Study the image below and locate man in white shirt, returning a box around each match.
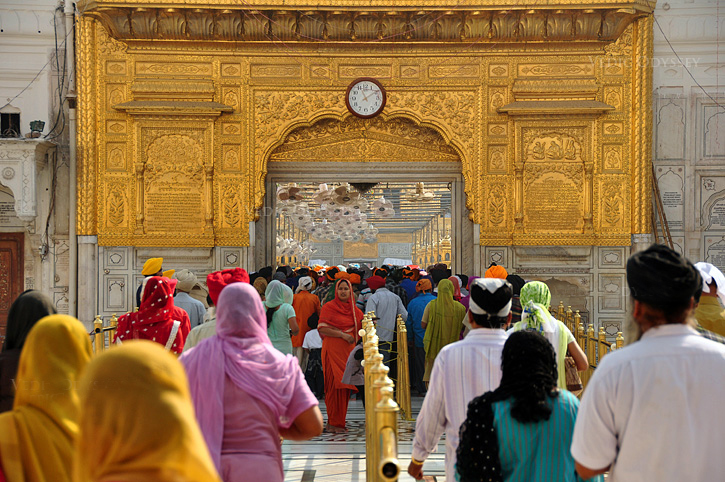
[173,269,206,329]
[365,274,408,380]
[408,278,512,481]
[183,295,216,353]
[572,244,725,482]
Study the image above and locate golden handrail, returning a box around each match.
[361,311,401,482]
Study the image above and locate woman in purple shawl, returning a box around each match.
[460,276,480,311]
[181,283,322,481]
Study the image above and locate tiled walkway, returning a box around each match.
[283,395,446,481]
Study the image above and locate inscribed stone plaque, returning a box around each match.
[143,133,206,234]
[709,200,725,229]
[700,177,725,229]
[524,172,583,232]
[145,182,204,234]
[705,237,725,272]
[53,240,70,287]
[0,188,22,227]
[656,167,684,230]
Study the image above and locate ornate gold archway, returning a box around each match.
[76,0,654,249]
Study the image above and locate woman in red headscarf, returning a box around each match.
[114,276,191,354]
[317,279,363,433]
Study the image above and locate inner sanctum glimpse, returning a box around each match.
[274,181,454,269]
[2,0,720,480]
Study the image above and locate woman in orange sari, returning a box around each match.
[317,279,363,433]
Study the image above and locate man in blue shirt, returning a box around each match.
[400,268,419,302]
[406,278,435,395]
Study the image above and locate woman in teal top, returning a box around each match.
[264,280,298,355]
[456,330,603,482]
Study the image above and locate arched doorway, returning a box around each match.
[255,116,473,272]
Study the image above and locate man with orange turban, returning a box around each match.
[484,263,508,280]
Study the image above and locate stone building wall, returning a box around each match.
[0,1,71,315]
[652,0,724,265]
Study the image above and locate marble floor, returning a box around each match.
[283,395,446,481]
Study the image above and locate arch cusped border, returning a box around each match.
[251,89,480,225]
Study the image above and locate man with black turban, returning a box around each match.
[572,244,725,482]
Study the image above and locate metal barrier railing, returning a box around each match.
[360,311,401,482]
[90,314,118,355]
[552,301,624,389]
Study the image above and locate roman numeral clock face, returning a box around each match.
[346,78,386,119]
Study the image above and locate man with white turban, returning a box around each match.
[173,269,206,329]
[694,262,725,337]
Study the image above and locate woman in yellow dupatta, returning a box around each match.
[0,315,92,482]
[423,279,467,381]
[74,340,220,482]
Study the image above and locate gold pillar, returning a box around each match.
[632,16,655,234]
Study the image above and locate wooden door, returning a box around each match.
[0,233,24,341]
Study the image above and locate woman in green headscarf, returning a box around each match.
[422,279,467,381]
[511,281,588,389]
[264,280,299,355]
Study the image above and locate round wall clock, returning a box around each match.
[345,77,386,118]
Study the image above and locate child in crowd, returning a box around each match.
[342,339,365,407]
[303,313,324,398]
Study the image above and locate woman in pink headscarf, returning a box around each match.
[448,275,462,302]
[180,283,322,482]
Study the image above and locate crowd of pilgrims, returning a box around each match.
[0,245,723,481]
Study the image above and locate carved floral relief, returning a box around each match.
[601,180,625,228]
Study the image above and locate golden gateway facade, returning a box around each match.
[77,0,655,331]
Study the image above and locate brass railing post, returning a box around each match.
[93,315,103,355]
[557,301,565,325]
[575,319,586,387]
[360,313,376,482]
[371,354,388,481]
[616,331,624,349]
[395,314,412,421]
[586,323,595,383]
[598,326,609,363]
[109,313,118,347]
[565,305,573,332]
[377,385,400,481]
